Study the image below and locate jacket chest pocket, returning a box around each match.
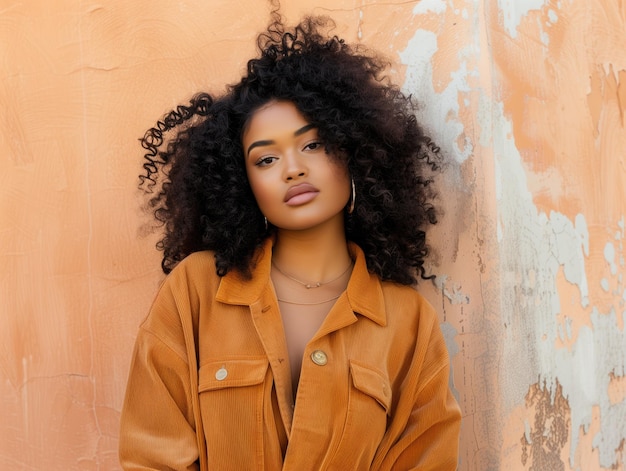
[198,357,269,470]
[329,360,392,469]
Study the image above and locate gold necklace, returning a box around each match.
[277,294,342,305]
[271,261,353,289]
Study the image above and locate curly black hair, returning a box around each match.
[140,16,441,285]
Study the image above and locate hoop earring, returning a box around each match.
[264,216,268,231]
[347,178,356,214]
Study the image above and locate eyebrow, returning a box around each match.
[246,124,317,156]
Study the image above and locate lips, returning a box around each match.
[284,183,319,205]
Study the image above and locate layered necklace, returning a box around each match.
[271,261,353,305]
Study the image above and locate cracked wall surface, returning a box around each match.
[1,0,624,469]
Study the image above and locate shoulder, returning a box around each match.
[142,251,220,328]
[171,250,219,276]
[162,250,221,291]
[380,280,435,314]
[379,280,440,333]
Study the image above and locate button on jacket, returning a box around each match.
[120,239,461,470]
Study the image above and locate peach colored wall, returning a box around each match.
[1,1,624,470]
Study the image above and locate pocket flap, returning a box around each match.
[199,357,269,392]
[349,361,392,413]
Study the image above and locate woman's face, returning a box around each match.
[242,100,351,232]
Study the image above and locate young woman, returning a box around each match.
[120,15,461,471]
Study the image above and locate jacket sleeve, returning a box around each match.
[378,313,462,471]
[119,279,200,471]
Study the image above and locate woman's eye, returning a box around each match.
[304,141,323,151]
[255,156,276,167]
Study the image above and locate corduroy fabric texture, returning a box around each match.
[120,239,461,470]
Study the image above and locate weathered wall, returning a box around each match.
[1,1,624,469]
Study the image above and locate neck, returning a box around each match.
[272,216,351,283]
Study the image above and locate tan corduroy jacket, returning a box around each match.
[119,239,461,470]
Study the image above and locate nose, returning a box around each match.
[283,151,307,181]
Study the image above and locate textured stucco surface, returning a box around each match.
[1,1,624,469]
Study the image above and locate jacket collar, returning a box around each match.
[215,238,387,326]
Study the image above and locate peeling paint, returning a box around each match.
[399,29,474,164]
[520,380,570,471]
[402,3,624,469]
[435,275,471,305]
[608,372,626,406]
[494,86,626,468]
[413,0,446,15]
[489,1,626,469]
[496,0,549,39]
[605,243,618,276]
